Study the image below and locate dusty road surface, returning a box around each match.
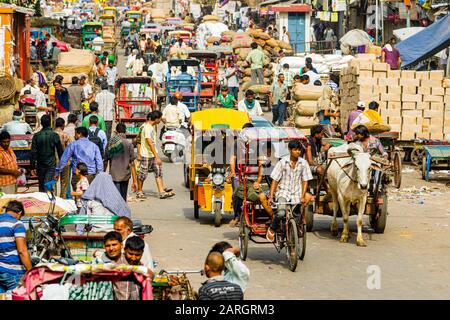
[123,50,450,299]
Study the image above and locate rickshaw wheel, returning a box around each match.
[370,192,387,234]
[297,222,306,261]
[392,151,402,189]
[238,218,248,261]
[410,148,425,166]
[194,201,199,219]
[305,204,314,232]
[214,202,222,227]
[287,219,299,272]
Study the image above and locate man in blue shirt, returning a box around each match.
[54,126,104,191]
[0,201,32,293]
[176,65,195,93]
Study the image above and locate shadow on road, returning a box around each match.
[182,208,234,226]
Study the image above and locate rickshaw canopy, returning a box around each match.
[103,7,117,16]
[191,109,251,131]
[116,76,153,86]
[140,28,161,35]
[168,59,200,68]
[169,30,192,39]
[239,127,307,143]
[187,50,219,59]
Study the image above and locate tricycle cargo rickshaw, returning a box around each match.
[166,59,202,112]
[102,6,117,20]
[187,50,220,109]
[126,10,143,30]
[114,76,157,138]
[186,109,251,227]
[237,127,309,272]
[81,22,103,50]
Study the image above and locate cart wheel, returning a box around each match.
[410,148,425,166]
[183,164,189,188]
[392,151,402,189]
[305,204,314,232]
[194,201,199,219]
[297,222,307,261]
[286,219,299,272]
[238,218,249,261]
[214,202,222,227]
[421,156,427,180]
[370,192,387,234]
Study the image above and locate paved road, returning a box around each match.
[118,50,450,299]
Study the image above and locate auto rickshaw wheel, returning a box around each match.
[286,219,299,272]
[214,202,222,227]
[183,164,189,188]
[194,201,199,219]
[410,147,425,166]
[305,204,314,232]
[238,218,249,261]
[370,192,387,234]
[392,151,402,189]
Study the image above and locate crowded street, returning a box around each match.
[0,0,449,303]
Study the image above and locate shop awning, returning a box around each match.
[396,14,450,68]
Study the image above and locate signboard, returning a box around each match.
[332,0,347,12]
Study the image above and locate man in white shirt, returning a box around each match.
[125,49,138,76]
[105,60,118,93]
[95,82,115,139]
[237,89,263,117]
[303,65,320,84]
[80,75,93,102]
[34,83,53,132]
[148,59,164,85]
[121,19,131,28]
[173,92,190,126]
[162,96,184,129]
[20,79,39,97]
[1,111,33,148]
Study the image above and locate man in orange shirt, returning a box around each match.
[0,132,21,194]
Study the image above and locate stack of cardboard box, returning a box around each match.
[339,60,450,140]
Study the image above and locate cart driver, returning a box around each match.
[234,142,276,222]
[267,140,314,242]
[352,124,388,190]
[305,125,331,176]
[175,64,195,93]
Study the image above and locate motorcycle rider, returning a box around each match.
[160,95,184,139]
[125,29,139,56]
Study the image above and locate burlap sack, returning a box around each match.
[295,100,318,117]
[222,30,236,37]
[258,32,271,40]
[203,15,219,22]
[292,84,323,101]
[238,48,252,60]
[221,34,233,43]
[266,38,278,48]
[278,40,292,50]
[232,36,253,49]
[248,84,271,94]
[255,38,266,47]
[242,81,252,92]
[295,116,318,129]
[243,68,252,77]
[207,36,221,43]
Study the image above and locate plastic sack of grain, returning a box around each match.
[255,38,266,47]
[258,32,271,40]
[292,84,323,101]
[232,36,253,49]
[264,69,273,77]
[243,68,252,77]
[242,81,252,92]
[295,100,318,117]
[324,54,341,63]
[248,84,271,94]
[295,116,318,129]
[277,40,292,50]
[279,56,306,69]
[266,38,278,48]
[305,53,325,64]
[207,36,221,43]
[238,48,252,60]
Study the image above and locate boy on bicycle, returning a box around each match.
[267,140,314,242]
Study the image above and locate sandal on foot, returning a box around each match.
[229,218,239,227]
[136,192,147,199]
[266,228,275,242]
[159,191,175,199]
[164,188,173,193]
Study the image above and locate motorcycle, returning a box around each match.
[161,125,190,163]
[125,39,138,56]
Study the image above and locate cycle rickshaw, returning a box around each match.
[237,127,309,272]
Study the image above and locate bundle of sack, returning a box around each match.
[290,84,324,129]
[219,28,294,92]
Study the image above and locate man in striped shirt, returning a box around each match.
[198,252,244,300]
[0,201,32,293]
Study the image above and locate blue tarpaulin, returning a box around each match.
[396,14,450,68]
